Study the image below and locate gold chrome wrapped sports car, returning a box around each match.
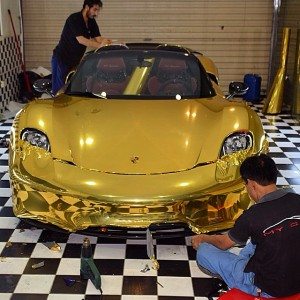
[9,43,268,238]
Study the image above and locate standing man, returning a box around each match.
[191,154,300,298]
[51,0,112,94]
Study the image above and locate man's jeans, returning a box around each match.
[51,55,69,95]
[196,242,274,298]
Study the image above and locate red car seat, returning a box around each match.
[218,289,300,300]
[147,58,197,96]
[86,56,127,95]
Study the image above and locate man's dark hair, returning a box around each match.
[240,154,278,186]
[83,0,103,8]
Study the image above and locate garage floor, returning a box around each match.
[0,103,300,300]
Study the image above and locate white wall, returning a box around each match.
[0,0,21,39]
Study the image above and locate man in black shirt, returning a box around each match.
[191,154,300,298]
[51,0,111,94]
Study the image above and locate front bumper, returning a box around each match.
[11,176,249,234]
[10,144,255,234]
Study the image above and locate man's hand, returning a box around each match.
[77,36,112,49]
[99,38,112,47]
[191,233,236,250]
[191,234,208,249]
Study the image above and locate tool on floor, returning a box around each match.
[140,264,150,273]
[80,237,102,294]
[63,277,83,287]
[43,241,61,252]
[31,261,45,269]
[146,228,160,270]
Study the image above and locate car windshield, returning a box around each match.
[66,49,215,99]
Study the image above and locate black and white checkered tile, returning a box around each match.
[0,36,21,114]
[253,104,300,192]
[0,104,300,300]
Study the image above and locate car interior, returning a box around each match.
[147,57,198,96]
[86,56,129,95]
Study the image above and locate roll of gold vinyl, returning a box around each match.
[263,27,291,114]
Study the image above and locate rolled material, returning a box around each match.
[292,29,300,116]
[263,27,291,114]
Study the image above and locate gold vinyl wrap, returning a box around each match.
[10,138,268,234]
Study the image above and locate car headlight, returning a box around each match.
[221,132,252,156]
[21,129,50,152]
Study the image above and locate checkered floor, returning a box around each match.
[0,103,300,300]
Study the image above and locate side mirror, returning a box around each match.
[33,79,54,97]
[65,70,75,83]
[226,82,249,100]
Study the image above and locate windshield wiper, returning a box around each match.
[91,91,107,99]
[65,91,107,99]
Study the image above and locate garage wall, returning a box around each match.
[0,0,22,113]
[21,0,273,93]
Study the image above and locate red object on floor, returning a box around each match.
[218,288,300,300]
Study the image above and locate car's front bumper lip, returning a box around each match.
[20,218,195,239]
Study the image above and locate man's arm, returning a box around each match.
[191,233,236,250]
[76,36,111,49]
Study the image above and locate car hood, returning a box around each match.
[42,97,250,174]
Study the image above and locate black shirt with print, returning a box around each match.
[228,192,300,297]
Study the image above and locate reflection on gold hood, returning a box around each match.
[20,97,255,174]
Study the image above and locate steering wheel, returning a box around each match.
[158,79,189,96]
